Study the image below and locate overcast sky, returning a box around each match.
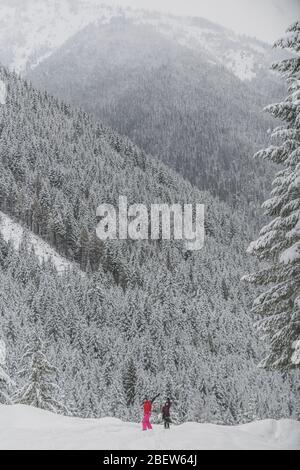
[103,0,300,43]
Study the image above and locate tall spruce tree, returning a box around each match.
[122,358,137,407]
[15,334,65,412]
[245,21,300,369]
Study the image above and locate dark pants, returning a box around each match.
[163,417,171,429]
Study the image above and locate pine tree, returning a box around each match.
[15,334,65,413]
[245,22,300,369]
[122,358,137,407]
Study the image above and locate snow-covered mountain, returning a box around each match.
[2,62,299,424]
[0,405,299,450]
[0,0,280,81]
[28,15,278,209]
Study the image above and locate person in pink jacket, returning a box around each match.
[142,394,160,431]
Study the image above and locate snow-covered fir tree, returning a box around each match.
[0,339,13,404]
[15,334,65,413]
[245,21,300,369]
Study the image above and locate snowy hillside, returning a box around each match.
[0,405,299,450]
[0,0,278,81]
[133,14,272,81]
[0,212,73,273]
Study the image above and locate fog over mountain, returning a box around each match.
[2,0,299,44]
[0,0,288,77]
[95,0,300,43]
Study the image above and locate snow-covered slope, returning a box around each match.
[0,405,299,450]
[135,15,274,82]
[0,1,121,74]
[0,0,278,81]
[0,211,73,273]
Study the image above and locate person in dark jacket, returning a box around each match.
[142,393,160,431]
[162,398,172,429]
